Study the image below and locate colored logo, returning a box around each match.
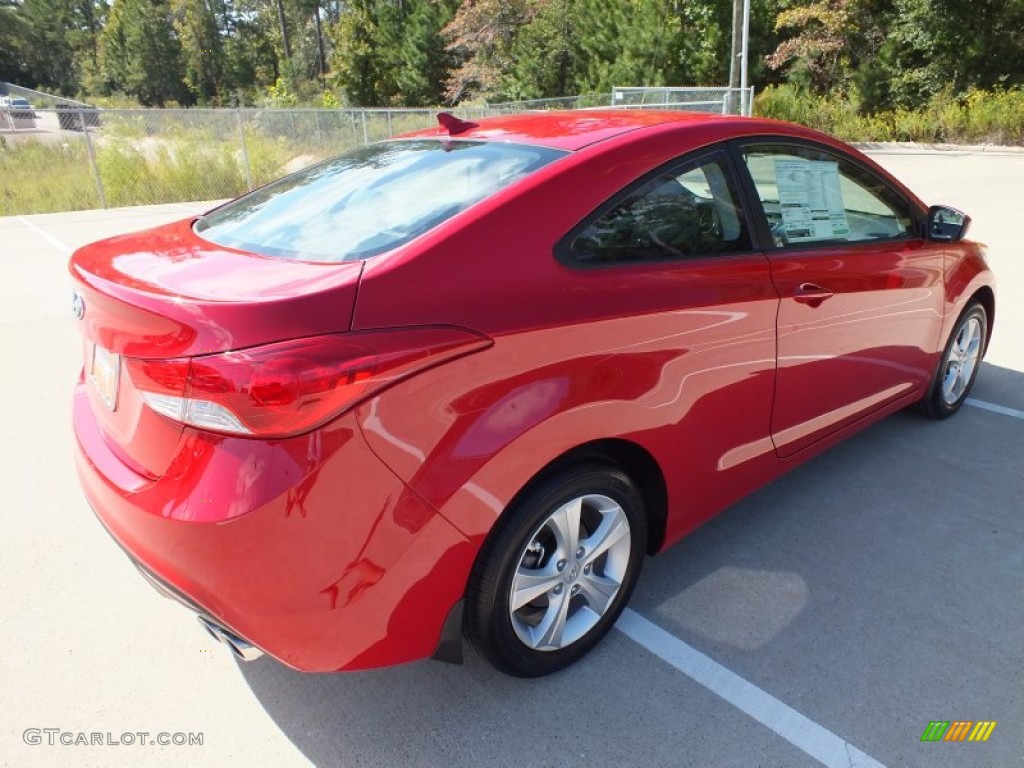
[921,721,996,742]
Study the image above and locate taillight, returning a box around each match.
[124,328,491,437]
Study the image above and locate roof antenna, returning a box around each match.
[437,112,478,135]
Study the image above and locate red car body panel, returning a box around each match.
[70,111,995,672]
[70,219,363,358]
[402,108,706,150]
[767,239,946,456]
[74,387,476,671]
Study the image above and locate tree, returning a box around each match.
[328,0,385,104]
[100,0,189,105]
[172,0,225,102]
[11,0,79,93]
[329,0,458,106]
[395,0,459,105]
[882,0,1024,106]
[443,0,533,101]
[68,0,109,83]
[574,0,688,94]
[0,2,30,87]
[765,0,1024,110]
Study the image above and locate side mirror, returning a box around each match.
[927,205,971,242]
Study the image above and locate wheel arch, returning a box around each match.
[499,438,669,556]
[970,285,995,354]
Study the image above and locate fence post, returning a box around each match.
[79,108,107,209]
[386,110,393,138]
[361,110,369,144]
[236,109,253,191]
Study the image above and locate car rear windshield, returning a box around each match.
[194,139,566,262]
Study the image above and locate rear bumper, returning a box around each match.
[126,548,264,662]
[73,383,476,672]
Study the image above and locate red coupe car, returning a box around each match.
[71,110,994,677]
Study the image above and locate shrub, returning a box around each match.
[96,135,248,207]
[754,83,1024,146]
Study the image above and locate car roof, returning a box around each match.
[403,109,745,151]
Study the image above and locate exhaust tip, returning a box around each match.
[198,616,264,662]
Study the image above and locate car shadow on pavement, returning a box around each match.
[236,627,721,766]
[237,362,1024,768]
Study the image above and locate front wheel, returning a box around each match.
[919,302,988,419]
[465,463,647,677]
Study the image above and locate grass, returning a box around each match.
[0,108,446,214]
[0,137,102,216]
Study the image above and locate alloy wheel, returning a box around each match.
[508,493,632,651]
[941,315,983,406]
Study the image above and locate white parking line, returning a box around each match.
[966,398,1024,421]
[16,216,72,255]
[617,610,886,768]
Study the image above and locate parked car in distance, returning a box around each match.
[71,110,994,677]
[0,96,36,128]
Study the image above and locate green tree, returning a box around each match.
[395,0,459,105]
[328,0,385,104]
[573,0,686,94]
[500,0,579,99]
[0,1,30,86]
[69,0,109,85]
[11,0,79,93]
[330,0,457,106]
[226,0,288,94]
[443,0,759,103]
[766,0,897,103]
[882,0,1024,106]
[100,0,189,105]
[172,0,225,102]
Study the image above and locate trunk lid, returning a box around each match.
[71,218,363,477]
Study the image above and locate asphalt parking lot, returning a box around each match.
[1,147,1022,768]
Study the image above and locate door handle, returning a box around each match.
[793,282,834,307]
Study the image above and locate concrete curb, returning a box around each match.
[854,140,1024,155]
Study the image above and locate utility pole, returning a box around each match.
[740,0,751,116]
[728,0,743,114]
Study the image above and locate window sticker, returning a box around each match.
[774,160,850,242]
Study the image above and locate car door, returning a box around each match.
[734,139,946,457]
[555,147,780,534]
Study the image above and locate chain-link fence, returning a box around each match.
[1,106,495,215]
[486,93,617,112]
[1,88,753,216]
[611,86,754,115]
[488,87,755,116]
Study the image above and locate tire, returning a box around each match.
[918,302,987,419]
[465,463,647,677]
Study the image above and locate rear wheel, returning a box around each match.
[465,463,647,677]
[919,302,987,419]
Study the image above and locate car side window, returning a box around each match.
[569,153,751,264]
[741,143,916,248]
